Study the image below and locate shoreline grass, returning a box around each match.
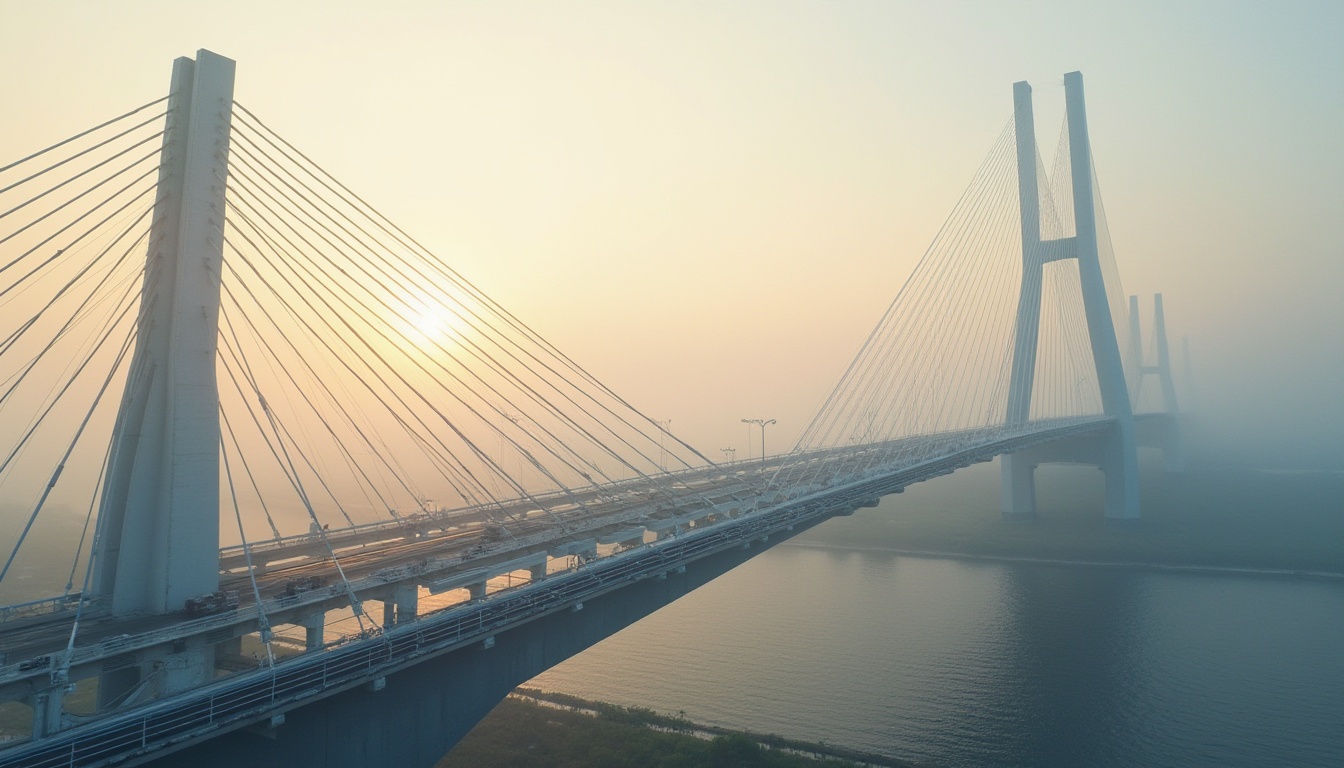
[438,688,916,768]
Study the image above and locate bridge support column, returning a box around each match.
[529,563,548,582]
[381,585,419,626]
[467,583,487,601]
[1000,455,1037,519]
[301,613,325,651]
[395,585,418,624]
[28,686,67,739]
[157,647,215,697]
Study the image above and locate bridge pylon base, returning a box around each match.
[1000,454,1038,520]
[1000,424,1139,520]
[28,686,68,740]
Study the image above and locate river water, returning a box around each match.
[528,541,1344,767]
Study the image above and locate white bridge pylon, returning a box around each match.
[1128,293,1185,472]
[93,50,234,616]
[1001,72,1140,520]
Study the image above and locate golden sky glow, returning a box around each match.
[1,0,1340,464]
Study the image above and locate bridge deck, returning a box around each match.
[0,417,1131,766]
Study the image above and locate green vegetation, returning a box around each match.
[437,690,911,768]
[797,462,1344,574]
[0,677,98,743]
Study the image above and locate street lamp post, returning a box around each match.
[654,419,671,471]
[740,418,776,465]
[720,447,737,464]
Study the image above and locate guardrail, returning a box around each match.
[0,595,85,627]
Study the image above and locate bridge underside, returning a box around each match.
[1001,414,1180,521]
[139,517,825,768]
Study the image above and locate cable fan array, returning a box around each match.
[0,96,715,607]
[214,104,713,542]
[779,111,1132,491]
[0,98,168,600]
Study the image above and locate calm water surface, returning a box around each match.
[529,546,1344,767]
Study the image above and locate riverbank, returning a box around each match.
[792,462,1344,575]
[437,688,915,768]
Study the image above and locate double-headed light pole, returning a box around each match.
[740,418,776,464]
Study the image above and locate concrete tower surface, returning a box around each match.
[91,50,235,616]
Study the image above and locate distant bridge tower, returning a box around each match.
[91,50,235,616]
[1001,72,1140,520]
[1128,294,1185,472]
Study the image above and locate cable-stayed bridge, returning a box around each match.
[0,51,1182,767]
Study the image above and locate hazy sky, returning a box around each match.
[2,1,1340,466]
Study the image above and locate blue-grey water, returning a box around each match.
[528,544,1344,767]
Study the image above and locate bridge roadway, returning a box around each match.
[0,416,1127,767]
[0,456,797,679]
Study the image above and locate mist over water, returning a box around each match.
[529,544,1343,767]
[526,470,1344,768]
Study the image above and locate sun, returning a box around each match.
[406,305,460,347]
[414,310,448,339]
